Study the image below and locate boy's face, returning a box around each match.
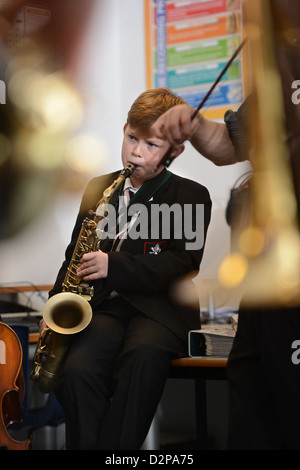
[121,124,180,188]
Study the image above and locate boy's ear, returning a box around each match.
[171,143,185,159]
[123,123,127,133]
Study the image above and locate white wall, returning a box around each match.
[0,0,251,308]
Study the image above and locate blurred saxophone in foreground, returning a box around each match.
[177,0,300,310]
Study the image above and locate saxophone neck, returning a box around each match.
[96,163,136,207]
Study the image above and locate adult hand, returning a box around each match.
[151,104,200,149]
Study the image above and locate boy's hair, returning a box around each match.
[127,87,186,137]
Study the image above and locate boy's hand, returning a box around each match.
[151,104,200,149]
[77,250,108,281]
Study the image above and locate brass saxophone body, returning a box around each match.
[31,163,135,393]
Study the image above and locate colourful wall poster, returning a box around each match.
[24,5,51,36]
[7,3,51,52]
[145,0,249,119]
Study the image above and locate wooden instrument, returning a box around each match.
[0,322,30,450]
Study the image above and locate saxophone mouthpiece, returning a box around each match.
[123,162,136,177]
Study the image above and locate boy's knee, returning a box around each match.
[125,343,172,371]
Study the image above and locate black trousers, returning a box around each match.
[227,306,300,449]
[55,297,186,450]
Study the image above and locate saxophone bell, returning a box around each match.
[31,292,92,393]
[42,292,93,335]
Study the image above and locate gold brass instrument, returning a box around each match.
[176,0,300,310]
[217,0,300,307]
[31,163,135,393]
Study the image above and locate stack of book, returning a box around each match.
[188,323,236,357]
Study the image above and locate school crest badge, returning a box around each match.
[144,241,167,255]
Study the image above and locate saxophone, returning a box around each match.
[31,163,135,393]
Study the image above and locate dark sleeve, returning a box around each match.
[105,185,212,295]
[224,96,251,161]
[48,175,111,298]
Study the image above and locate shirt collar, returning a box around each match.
[123,177,138,194]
